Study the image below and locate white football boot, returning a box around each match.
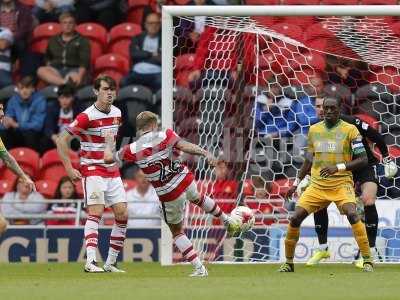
[189,265,208,277]
[103,263,126,273]
[84,261,104,273]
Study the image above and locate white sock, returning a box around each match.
[318,244,328,251]
[106,219,127,265]
[85,215,100,263]
[174,233,203,269]
[198,196,227,222]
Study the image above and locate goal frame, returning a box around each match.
[160,5,400,266]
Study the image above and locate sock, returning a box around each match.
[197,196,228,222]
[318,244,328,251]
[106,219,127,266]
[314,208,328,246]
[351,220,371,262]
[85,214,100,263]
[364,204,378,248]
[285,224,300,263]
[174,233,203,269]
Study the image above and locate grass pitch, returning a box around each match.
[0,263,398,300]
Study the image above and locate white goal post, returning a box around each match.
[161,5,400,266]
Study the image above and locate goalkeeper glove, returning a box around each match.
[383,157,398,178]
[296,175,311,198]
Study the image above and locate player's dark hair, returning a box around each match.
[18,76,36,88]
[55,176,77,200]
[323,96,341,107]
[93,75,117,91]
[59,11,76,23]
[58,83,75,97]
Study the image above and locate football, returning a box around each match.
[230,206,255,232]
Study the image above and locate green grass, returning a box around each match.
[0,263,398,300]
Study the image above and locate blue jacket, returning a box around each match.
[286,96,320,135]
[5,91,46,132]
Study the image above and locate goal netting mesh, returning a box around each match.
[171,15,400,263]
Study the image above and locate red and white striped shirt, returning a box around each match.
[66,104,121,178]
[117,129,194,202]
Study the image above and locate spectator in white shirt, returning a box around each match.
[1,178,47,225]
[0,26,13,88]
[126,169,160,228]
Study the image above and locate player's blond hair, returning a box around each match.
[136,111,158,132]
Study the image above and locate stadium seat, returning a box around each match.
[76,85,96,109]
[281,0,320,4]
[361,0,396,4]
[123,179,136,191]
[31,22,61,54]
[0,85,16,103]
[304,22,337,42]
[270,178,293,198]
[0,179,14,197]
[271,23,304,42]
[374,145,400,160]
[320,0,358,3]
[94,54,130,79]
[9,147,40,179]
[292,51,326,72]
[353,113,379,130]
[35,180,58,199]
[127,0,150,25]
[242,179,254,197]
[280,16,317,30]
[40,85,59,102]
[76,23,107,64]
[39,149,79,181]
[251,16,279,28]
[246,0,280,4]
[109,22,141,50]
[18,0,35,6]
[175,53,196,72]
[108,39,131,62]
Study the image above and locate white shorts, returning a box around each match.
[160,181,199,225]
[82,176,126,207]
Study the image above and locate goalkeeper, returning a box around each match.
[295,96,397,267]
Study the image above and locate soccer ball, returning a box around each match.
[230,206,255,233]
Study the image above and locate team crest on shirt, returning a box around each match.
[335,132,345,139]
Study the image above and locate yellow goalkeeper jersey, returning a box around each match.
[307,119,365,189]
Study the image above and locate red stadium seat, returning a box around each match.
[94,54,130,76]
[292,51,327,72]
[127,0,150,25]
[246,0,280,4]
[321,0,358,3]
[271,23,304,42]
[0,179,14,197]
[242,179,254,197]
[108,40,131,61]
[374,145,400,160]
[76,23,107,64]
[8,147,40,179]
[354,113,379,130]
[123,179,136,191]
[109,23,141,48]
[270,178,293,198]
[280,16,317,30]
[304,22,337,42]
[31,22,61,54]
[18,0,35,6]
[39,149,79,181]
[35,180,58,199]
[361,0,396,3]
[175,53,196,71]
[252,16,279,28]
[281,0,320,4]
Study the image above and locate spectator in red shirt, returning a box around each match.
[212,160,238,200]
[46,176,78,226]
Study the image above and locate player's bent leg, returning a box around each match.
[190,193,239,237]
[279,207,309,272]
[104,202,128,273]
[342,203,373,272]
[307,209,330,266]
[0,214,7,236]
[169,223,208,277]
[84,204,105,273]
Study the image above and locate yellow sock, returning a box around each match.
[285,224,300,263]
[352,221,372,262]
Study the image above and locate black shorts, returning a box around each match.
[352,164,378,185]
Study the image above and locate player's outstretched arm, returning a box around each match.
[0,150,35,191]
[286,156,312,200]
[175,140,218,166]
[56,131,82,181]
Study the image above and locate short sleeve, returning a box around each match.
[65,113,89,136]
[166,129,181,147]
[117,144,137,163]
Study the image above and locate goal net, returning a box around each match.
[164,8,400,264]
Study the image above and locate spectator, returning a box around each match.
[0,26,13,88]
[42,83,81,151]
[0,0,36,77]
[46,176,77,226]
[120,13,161,92]
[0,76,46,152]
[33,0,75,24]
[75,0,124,30]
[126,169,160,227]
[212,160,238,200]
[37,12,90,86]
[0,178,47,225]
